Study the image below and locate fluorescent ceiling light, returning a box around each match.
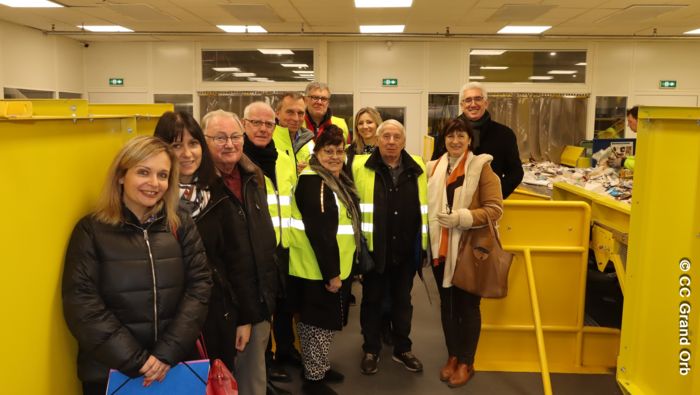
[233,72,256,77]
[576,62,587,66]
[355,0,412,7]
[0,0,62,7]
[217,25,246,33]
[360,25,405,33]
[213,67,241,72]
[528,76,554,80]
[217,25,267,33]
[281,63,309,68]
[469,76,486,80]
[79,25,133,33]
[470,49,507,56]
[498,25,551,34]
[294,76,314,79]
[293,70,314,74]
[684,28,700,34]
[563,95,578,98]
[258,49,294,55]
[480,66,508,70]
[248,77,271,81]
[547,70,577,75]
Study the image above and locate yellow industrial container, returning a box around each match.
[0,101,169,394]
[617,107,700,395]
[479,201,620,394]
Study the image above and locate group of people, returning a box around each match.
[62,81,524,395]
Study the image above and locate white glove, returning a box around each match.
[437,211,460,228]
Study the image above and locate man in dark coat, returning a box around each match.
[433,82,523,199]
[202,109,280,395]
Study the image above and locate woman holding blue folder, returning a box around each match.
[62,136,212,394]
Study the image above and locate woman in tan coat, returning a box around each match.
[426,117,503,388]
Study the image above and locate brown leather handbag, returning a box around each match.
[452,215,513,298]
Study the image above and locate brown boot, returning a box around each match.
[447,363,474,388]
[439,356,458,382]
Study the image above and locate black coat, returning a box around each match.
[62,208,212,384]
[219,154,280,325]
[363,149,424,274]
[192,180,254,370]
[457,113,523,198]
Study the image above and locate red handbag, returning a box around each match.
[196,337,238,395]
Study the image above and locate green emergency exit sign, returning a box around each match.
[660,80,677,89]
[109,78,124,86]
[382,78,398,87]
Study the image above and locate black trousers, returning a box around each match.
[360,262,416,354]
[432,262,482,365]
[267,247,296,360]
[82,381,107,395]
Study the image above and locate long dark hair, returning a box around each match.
[154,111,217,188]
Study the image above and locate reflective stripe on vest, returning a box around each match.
[263,148,296,248]
[289,169,355,280]
[351,154,428,251]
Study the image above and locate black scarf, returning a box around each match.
[243,135,278,185]
[465,110,491,151]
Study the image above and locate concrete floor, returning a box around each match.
[270,271,623,395]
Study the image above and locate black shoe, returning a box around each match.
[268,364,292,382]
[267,380,292,395]
[276,347,303,367]
[360,353,379,375]
[322,368,344,383]
[302,379,338,395]
[392,351,423,372]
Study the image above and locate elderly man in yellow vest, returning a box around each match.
[352,119,428,376]
[303,82,350,144]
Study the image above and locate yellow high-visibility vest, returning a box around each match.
[351,154,428,251]
[263,148,296,248]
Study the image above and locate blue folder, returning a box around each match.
[105,359,210,395]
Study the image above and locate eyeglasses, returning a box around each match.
[245,119,276,129]
[320,147,346,157]
[205,134,243,146]
[461,96,484,105]
[308,95,330,103]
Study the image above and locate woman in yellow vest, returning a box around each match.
[288,126,362,395]
[427,117,503,388]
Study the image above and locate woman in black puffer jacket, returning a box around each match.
[62,136,212,395]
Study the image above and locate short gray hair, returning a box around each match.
[243,101,274,119]
[459,82,488,103]
[376,119,405,137]
[305,82,330,97]
[201,109,243,132]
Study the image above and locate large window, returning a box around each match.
[202,50,314,83]
[198,91,353,126]
[469,50,587,83]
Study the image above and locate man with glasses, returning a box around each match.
[241,102,298,394]
[201,109,280,395]
[274,92,316,175]
[434,82,523,199]
[303,82,350,144]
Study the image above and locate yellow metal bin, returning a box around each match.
[617,106,700,395]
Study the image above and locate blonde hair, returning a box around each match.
[93,136,180,230]
[353,107,382,154]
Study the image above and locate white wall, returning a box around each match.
[0,20,83,96]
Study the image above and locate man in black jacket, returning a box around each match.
[433,82,523,198]
[202,109,280,395]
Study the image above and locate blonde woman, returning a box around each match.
[346,107,382,169]
[62,136,212,395]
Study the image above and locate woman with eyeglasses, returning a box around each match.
[62,136,212,395]
[426,117,503,388]
[346,107,382,170]
[288,125,362,395]
[153,111,253,373]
